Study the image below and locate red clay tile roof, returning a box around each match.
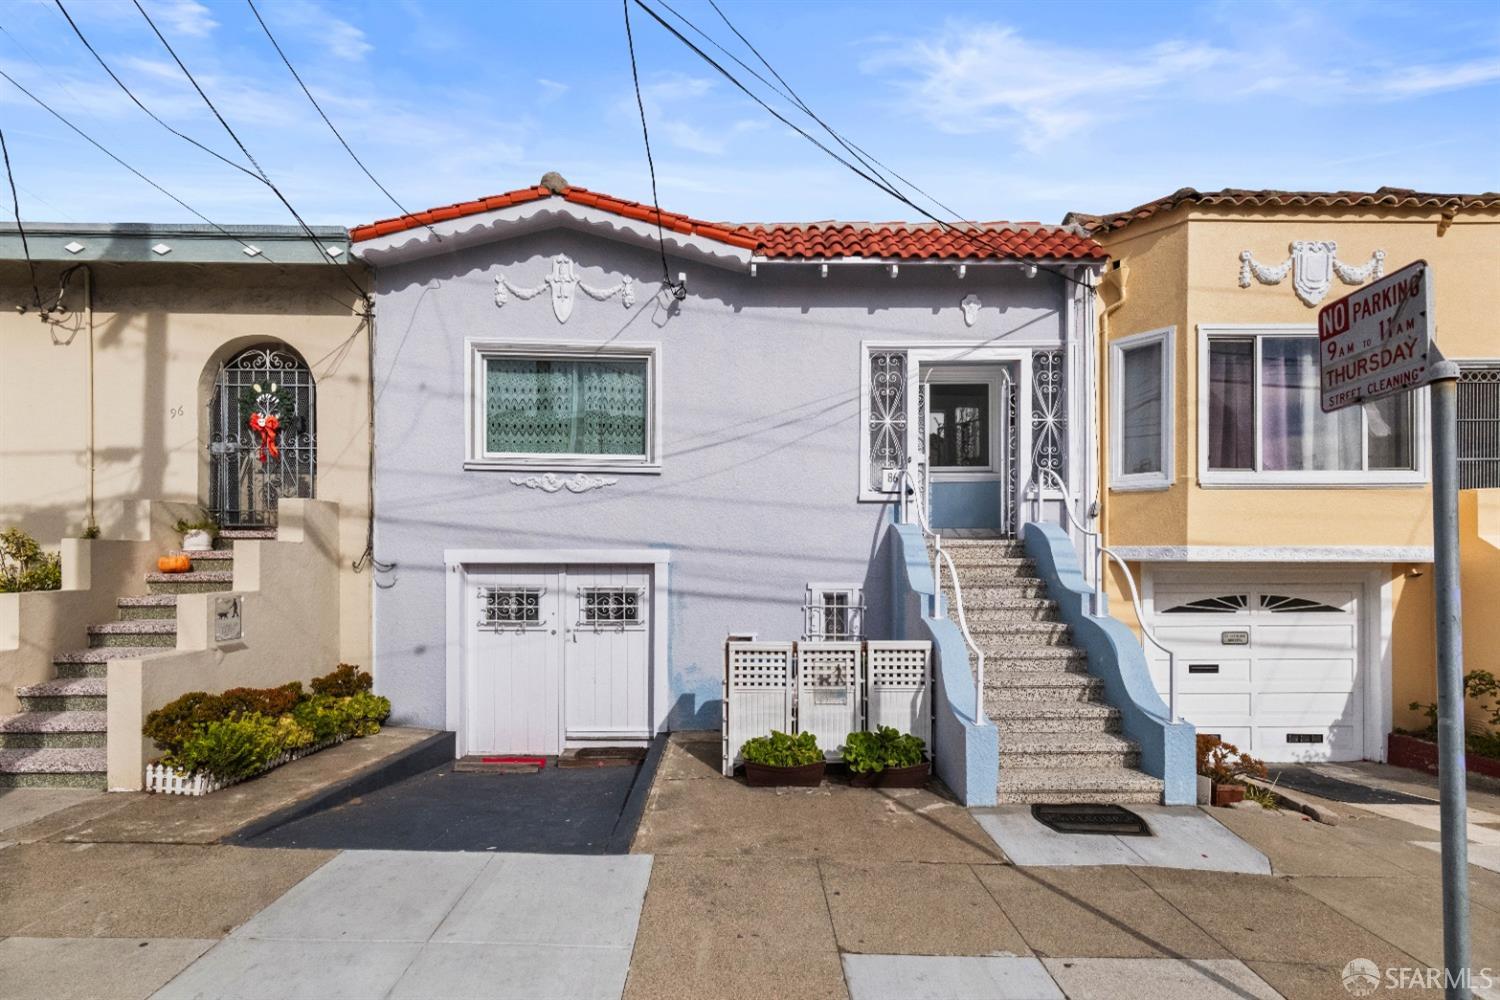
[1067,186,1500,235]
[351,182,1104,261]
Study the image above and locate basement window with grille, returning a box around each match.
[803,584,865,641]
[1459,362,1500,489]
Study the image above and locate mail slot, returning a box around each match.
[1188,664,1219,674]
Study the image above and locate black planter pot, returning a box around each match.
[878,760,931,788]
[744,761,826,787]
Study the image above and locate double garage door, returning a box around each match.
[463,564,653,756]
[1147,575,1366,762]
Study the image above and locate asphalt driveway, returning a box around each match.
[243,752,657,854]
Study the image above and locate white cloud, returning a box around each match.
[867,18,1500,151]
[537,78,569,103]
[263,2,372,62]
[866,24,1224,151]
[148,0,217,38]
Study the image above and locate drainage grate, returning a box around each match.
[1030,803,1152,836]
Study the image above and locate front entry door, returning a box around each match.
[463,564,652,755]
[921,365,1015,533]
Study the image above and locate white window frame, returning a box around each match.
[464,339,663,473]
[803,583,865,641]
[925,368,1004,480]
[858,341,1038,504]
[1196,324,1428,488]
[1109,326,1175,492]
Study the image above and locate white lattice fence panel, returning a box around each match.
[795,641,862,760]
[723,641,794,775]
[866,641,932,745]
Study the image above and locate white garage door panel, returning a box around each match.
[1179,692,1252,715]
[1254,624,1356,651]
[1193,725,1253,748]
[1149,578,1366,763]
[1257,725,1360,758]
[1180,659,1251,686]
[1256,691,1360,723]
[1254,658,1356,691]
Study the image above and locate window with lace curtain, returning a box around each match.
[467,342,659,470]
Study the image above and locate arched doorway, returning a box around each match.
[208,343,316,527]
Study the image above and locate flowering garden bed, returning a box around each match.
[143,664,391,797]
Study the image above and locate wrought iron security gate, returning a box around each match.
[208,344,316,528]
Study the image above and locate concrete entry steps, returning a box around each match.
[933,537,1165,804]
[0,531,251,789]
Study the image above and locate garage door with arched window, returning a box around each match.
[1147,577,1364,762]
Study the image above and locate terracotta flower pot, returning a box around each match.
[744,761,825,787]
[1211,781,1245,807]
[877,760,931,788]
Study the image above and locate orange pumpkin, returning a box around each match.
[157,554,192,574]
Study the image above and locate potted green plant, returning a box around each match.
[1196,734,1267,807]
[739,730,825,787]
[173,514,219,552]
[843,726,930,788]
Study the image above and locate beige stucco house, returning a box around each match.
[0,222,373,787]
[1067,187,1500,762]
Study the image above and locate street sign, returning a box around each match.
[1318,259,1432,413]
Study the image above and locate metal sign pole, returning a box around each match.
[1429,359,1471,1000]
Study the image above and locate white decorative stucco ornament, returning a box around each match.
[493,254,635,323]
[960,294,982,327]
[1239,241,1386,306]
[509,472,619,494]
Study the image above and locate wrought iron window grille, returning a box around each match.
[803,586,866,642]
[476,586,547,632]
[577,586,645,630]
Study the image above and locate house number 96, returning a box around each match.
[169,405,185,419]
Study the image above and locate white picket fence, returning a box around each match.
[145,734,347,796]
[721,639,931,775]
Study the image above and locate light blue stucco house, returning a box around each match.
[352,172,1194,806]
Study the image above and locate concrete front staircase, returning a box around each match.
[937,534,1164,805]
[0,528,273,788]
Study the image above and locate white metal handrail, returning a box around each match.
[1031,467,1180,722]
[895,464,988,725]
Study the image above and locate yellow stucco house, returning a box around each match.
[1067,187,1500,763]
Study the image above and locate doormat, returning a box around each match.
[1031,803,1152,837]
[454,755,546,774]
[558,747,648,769]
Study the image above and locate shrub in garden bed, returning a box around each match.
[0,527,61,593]
[143,665,391,785]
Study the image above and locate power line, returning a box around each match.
[244,0,437,241]
[130,0,369,304]
[634,0,1095,290]
[53,1,257,181]
[0,70,261,257]
[622,0,682,298]
[0,68,364,314]
[0,129,43,310]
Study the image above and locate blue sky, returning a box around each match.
[1,0,1497,229]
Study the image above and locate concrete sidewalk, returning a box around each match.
[623,732,1500,999]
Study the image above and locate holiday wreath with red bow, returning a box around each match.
[240,382,294,465]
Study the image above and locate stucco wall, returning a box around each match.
[368,227,1072,731]
[1097,206,1500,550]
[1093,205,1500,739]
[0,262,372,668]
